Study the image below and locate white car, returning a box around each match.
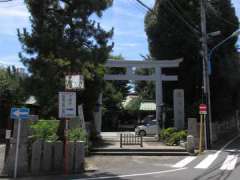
[135,120,159,136]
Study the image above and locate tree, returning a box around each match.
[144,0,239,119]
[0,67,27,128]
[18,0,114,121]
[102,55,131,131]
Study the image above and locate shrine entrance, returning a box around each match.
[94,58,183,137]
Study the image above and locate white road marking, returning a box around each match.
[194,154,218,169]
[173,156,197,168]
[73,168,187,180]
[220,155,238,171]
[194,135,240,169]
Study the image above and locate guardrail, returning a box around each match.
[120,133,143,148]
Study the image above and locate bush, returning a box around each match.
[159,127,177,141]
[160,128,187,146]
[67,128,86,142]
[30,120,59,142]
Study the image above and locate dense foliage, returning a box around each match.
[144,0,240,120]
[67,128,86,141]
[160,127,187,146]
[30,120,59,141]
[0,67,27,129]
[18,0,114,122]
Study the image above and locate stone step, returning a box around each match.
[90,151,189,156]
[91,148,186,152]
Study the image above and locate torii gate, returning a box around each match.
[94,58,183,137]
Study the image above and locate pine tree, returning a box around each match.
[18,0,114,119]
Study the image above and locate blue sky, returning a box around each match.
[0,0,239,68]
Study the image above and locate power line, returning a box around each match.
[135,0,201,37]
[171,0,198,28]
[166,0,200,36]
[130,0,147,14]
[128,0,147,14]
[207,11,239,28]
[135,0,154,13]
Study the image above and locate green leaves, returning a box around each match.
[19,0,114,118]
[30,120,59,142]
[67,128,86,142]
[144,0,240,119]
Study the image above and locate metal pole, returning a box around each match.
[200,0,211,149]
[14,119,21,178]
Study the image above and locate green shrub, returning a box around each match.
[165,130,187,146]
[159,127,177,141]
[30,120,59,141]
[67,128,86,142]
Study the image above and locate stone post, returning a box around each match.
[74,141,85,173]
[53,141,63,172]
[31,140,42,175]
[174,89,185,130]
[188,118,198,148]
[42,141,53,172]
[67,141,74,173]
[187,135,195,154]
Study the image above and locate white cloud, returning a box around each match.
[118,43,140,47]
[0,55,24,68]
[0,2,30,36]
[0,4,29,17]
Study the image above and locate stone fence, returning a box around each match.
[3,120,85,177]
[188,115,239,148]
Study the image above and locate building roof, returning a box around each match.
[139,102,156,111]
[24,96,38,105]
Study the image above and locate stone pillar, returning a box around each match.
[31,140,42,175]
[74,141,85,173]
[53,141,63,172]
[188,118,198,148]
[42,141,53,172]
[67,141,74,173]
[94,93,103,135]
[174,89,185,130]
[187,135,195,154]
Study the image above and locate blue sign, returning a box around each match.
[10,108,30,120]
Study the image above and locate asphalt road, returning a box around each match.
[4,135,240,180]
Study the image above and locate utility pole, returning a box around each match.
[200,0,211,149]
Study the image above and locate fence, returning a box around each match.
[120,133,143,148]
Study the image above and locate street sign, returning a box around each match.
[10,108,30,120]
[199,104,207,114]
[65,75,84,90]
[10,107,30,178]
[59,92,76,118]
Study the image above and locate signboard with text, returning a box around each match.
[59,92,76,118]
[65,75,84,90]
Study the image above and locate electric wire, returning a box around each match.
[207,11,239,28]
[171,0,198,28]
[166,0,200,36]
[135,0,201,38]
